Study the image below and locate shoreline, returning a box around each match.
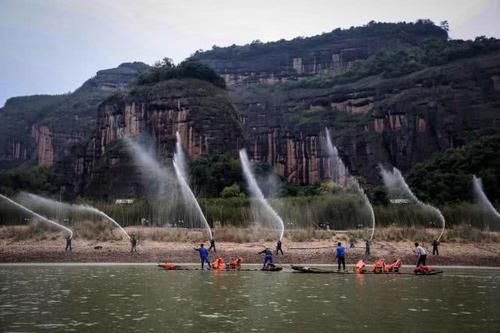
[2,262,500,270]
[2,238,500,266]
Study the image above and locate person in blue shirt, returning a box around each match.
[258,248,273,269]
[336,242,346,272]
[194,244,211,270]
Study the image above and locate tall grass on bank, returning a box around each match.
[1,223,498,243]
[1,194,499,232]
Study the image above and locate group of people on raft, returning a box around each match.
[336,241,438,273]
[194,243,244,270]
[193,240,284,270]
[191,239,439,274]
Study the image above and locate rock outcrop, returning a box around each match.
[0,62,148,171]
[191,22,500,184]
[191,21,447,86]
[74,79,243,198]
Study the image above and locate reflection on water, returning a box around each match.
[0,265,499,332]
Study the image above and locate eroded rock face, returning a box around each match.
[0,62,148,171]
[78,79,243,198]
[191,23,446,87]
[229,52,500,184]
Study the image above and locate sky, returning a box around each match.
[1,0,499,106]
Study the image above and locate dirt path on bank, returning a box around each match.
[1,238,500,266]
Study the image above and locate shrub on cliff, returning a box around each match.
[136,59,226,88]
[0,166,63,195]
[407,134,500,204]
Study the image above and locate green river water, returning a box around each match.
[0,264,499,332]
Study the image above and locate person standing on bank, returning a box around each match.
[208,238,216,253]
[65,235,72,252]
[415,242,427,266]
[276,240,284,255]
[432,239,439,256]
[130,234,137,253]
[365,240,370,256]
[336,242,346,272]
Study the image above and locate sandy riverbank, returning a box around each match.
[1,237,499,266]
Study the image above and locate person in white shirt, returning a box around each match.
[414,242,427,266]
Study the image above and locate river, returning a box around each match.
[0,264,499,332]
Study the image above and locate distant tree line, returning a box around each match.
[191,20,448,61]
[288,36,500,89]
[407,134,500,205]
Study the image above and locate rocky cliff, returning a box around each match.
[72,78,243,198]
[192,22,500,184]
[0,62,148,171]
[191,21,447,86]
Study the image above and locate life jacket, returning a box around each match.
[370,259,386,273]
[414,265,434,274]
[385,258,402,272]
[159,263,177,270]
[212,257,225,270]
[229,257,243,268]
[355,260,366,274]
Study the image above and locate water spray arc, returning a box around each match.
[379,166,446,241]
[19,193,130,240]
[0,194,73,238]
[239,149,285,241]
[324,128,376,240]
[473,175,500,221]
[173,132,213,241]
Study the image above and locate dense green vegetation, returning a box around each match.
[136,58,226,88]
[407,134,500,204]
[190,154,242,197]
[0,167,63,196]
[287,36,500,89]
[192,20,447,61]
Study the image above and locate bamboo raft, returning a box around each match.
[157,264,442,275]
[157,264,282,272]
[291,265,443,275]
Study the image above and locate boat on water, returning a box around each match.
[158,263,283,272]
[291,265,443,275]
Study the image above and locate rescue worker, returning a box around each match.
[259,248,273,269]
[276,240,284,255]
[355,259,366,274]
[130,234,137,253]
[432,239,439,256]
[194,244,211,270]
[65,235,72,252]
[229,257,243,270]
[336,242,346,272]
[370,258,386,273]
[415,242,427,267]
[211,257,225,270]
[208,238,216,253]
